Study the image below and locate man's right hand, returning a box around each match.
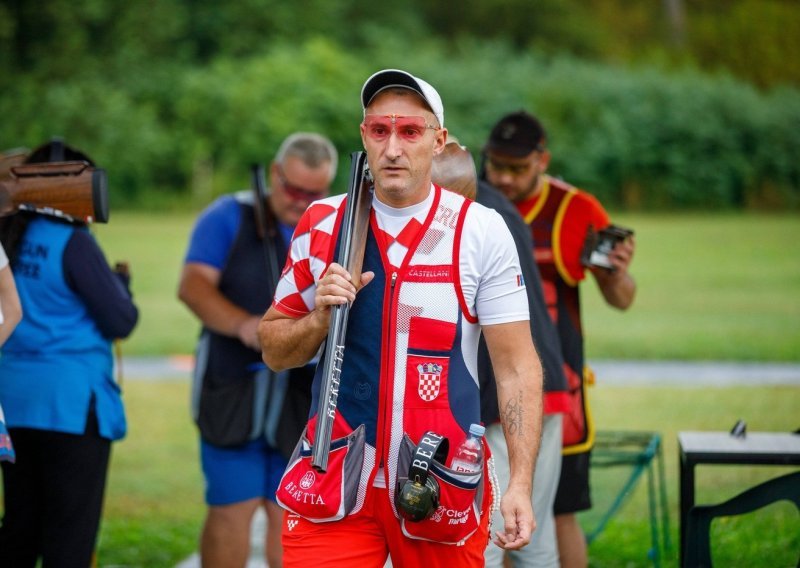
[258,263,373,372]
[313,262,375,318]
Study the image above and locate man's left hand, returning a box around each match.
[493,485,535,550]
[607,234,635,274]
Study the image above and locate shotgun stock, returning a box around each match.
[0,161,109,224]
[311,151,372,472]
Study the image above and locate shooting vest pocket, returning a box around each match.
[192,331,289,448]
[562,365,596,454]
[195,372,257,447]
[276,424,366,522]
[403,316,463,442]
[395,433,486,545]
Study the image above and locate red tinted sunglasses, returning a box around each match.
[362,114,439,142]
[276,166,327,203]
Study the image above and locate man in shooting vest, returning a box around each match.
[482,110,637,568]
[259,69,543,567]
[431,139,569,568]
[178,132,337,568]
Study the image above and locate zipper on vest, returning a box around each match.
[376,270,398,470]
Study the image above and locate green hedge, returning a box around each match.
[1,38,797,210]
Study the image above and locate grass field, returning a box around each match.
[92,210,800,361]
[6,210,799,566]
[96,379,799,567]
[581,212,800,362]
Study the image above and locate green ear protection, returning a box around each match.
[395,431,449,522]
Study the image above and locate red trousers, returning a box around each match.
[282,486,491,567]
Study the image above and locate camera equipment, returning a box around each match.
[580,224,634,271]
[395,431,449,522]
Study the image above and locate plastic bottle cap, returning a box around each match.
[469,424,485,437]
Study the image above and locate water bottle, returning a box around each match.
[450,423,485,474]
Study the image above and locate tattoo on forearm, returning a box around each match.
[502,391,524,436]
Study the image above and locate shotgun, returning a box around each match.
[0,160,109,224]
[251,163,270,240]
[251,163,280,282]
[311,151,372,472]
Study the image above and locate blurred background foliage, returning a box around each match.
[1,0,798,210]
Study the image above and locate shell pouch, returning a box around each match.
[561,363,588,447]
[395,433,485,545]
[276,424,365,522]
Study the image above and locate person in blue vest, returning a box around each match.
[178,132,337,568]
[0,140,139,567]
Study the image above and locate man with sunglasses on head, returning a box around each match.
[482,110,636,568]
[258,69,544,567]
[178,132,337,568]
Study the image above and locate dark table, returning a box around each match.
[677,431,800,564]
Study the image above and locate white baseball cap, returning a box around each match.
[361,69,444,127]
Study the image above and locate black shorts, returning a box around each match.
[554,450,592,515]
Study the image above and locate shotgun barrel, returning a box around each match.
[311,151,371,472]
[251,163,269,240]
[251,163,281,294]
